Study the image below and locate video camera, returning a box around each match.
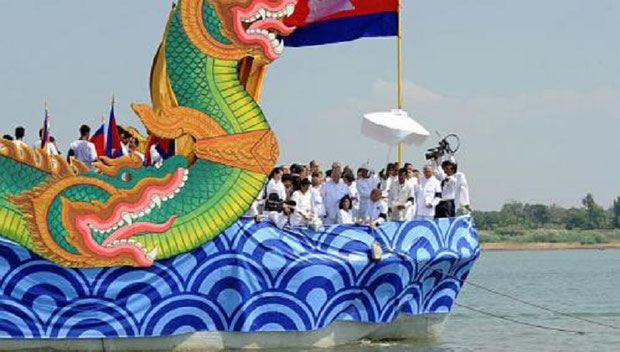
[264,193,296,213]
[425,133,461,160]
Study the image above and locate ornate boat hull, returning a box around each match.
[0,216,479,350]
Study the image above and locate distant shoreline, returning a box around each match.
[481,241,620,251]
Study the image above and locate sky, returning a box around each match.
[0,0,618,210]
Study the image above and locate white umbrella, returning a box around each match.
[361,109,430,146]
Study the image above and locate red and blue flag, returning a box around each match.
[105,104,123,158]
[144,136,175,166]
[90,121,106,157]
[284,0,398,47]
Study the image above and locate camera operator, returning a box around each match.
[433,157,471,217]
[264,193,296,229]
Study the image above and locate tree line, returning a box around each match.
[473,194,620,233]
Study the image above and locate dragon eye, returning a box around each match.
[121,172,132,182]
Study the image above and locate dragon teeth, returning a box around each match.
[122,213,133,225]
[258,8,266,20]
[285,4,295,16]
[152,195,162,208]
[147,247,158,261]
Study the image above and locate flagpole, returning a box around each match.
[397,0,403,167]
[42,100,50,149]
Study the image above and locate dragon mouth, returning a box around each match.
[233,0,297,60]
[74,167,188,267]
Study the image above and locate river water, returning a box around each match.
[314,249,620,352]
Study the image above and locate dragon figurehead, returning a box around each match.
[0,0,298,267]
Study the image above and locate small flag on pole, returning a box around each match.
[90,114,106,157]
[41,101,51,149]
[105,96,123,158]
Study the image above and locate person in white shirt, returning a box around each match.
[282,174,294,201]
[415,165,442,218]
[290,179,315,227]
[337,195,355,225]
[129,137,145,162]
[309,159,320,175]
[379,163,397,196]
[266,205,292,229]
[68,125,98,167]
[368,189,389,226]
[243,198,262,219]
[265,167,287,201]
[321,169,350,224]
[356,164,379,220]
[343,173,360,218]
[13,127,28,152]
[150,144,164,167]
[310,172,326,218]
[120,130,132,156]
[32,128,60,156]
[386,166,400,207]
[390,168,416,221]
[434,158,471,216]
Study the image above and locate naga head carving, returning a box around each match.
[180,0,298,62]
[11,154,190,268]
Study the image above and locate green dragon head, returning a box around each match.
[6,148,191,267]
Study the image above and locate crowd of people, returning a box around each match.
[2,126,471,229]
[1,125,166,168]
[246,158,471,229]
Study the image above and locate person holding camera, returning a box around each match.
[434,157,471,216]
[415,165,442,218]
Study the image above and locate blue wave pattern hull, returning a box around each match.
[0,216,479,339]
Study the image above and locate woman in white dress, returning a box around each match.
[337,195,355,225]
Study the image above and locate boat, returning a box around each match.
[0,217,478,350]
[0,0,479,350]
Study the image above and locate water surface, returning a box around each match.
[309,249,620,351]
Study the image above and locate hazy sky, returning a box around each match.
[0,1,618,210]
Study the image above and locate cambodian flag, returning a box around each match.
[284,0,398,47]
[90,122,106,157]
[105,104,123,158]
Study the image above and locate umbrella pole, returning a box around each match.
[397,0,403,166]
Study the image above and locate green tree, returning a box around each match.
[565,207,587,230]
[524,204,551,227]
[581,193,608,229]
[548,204,568,226]
[499,202,525,227]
